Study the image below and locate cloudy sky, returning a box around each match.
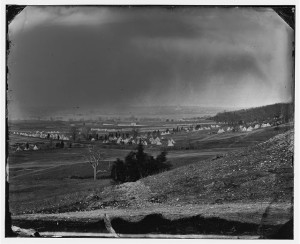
[7,6,294,119]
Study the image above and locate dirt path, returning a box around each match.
[13,202,291,225]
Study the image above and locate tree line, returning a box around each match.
[210,103,294,125]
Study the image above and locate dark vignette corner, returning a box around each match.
[5,4,26,237]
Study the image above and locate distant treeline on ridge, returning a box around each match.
[210,103,294,125]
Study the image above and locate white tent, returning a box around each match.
[91,138,95,142]
[217,128,225,134]
[167,140,174,147]
[156,141,162,146]
[246,126,253,132]
[16,146,22,151]
[33,145,39,150]
[170,138,175,144]
[242,127,247,132]
[266,123,271,127]
[254,124,260,129]
[142,141,148,146]
[116,137,122,144]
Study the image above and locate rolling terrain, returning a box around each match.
[10,125,293,237]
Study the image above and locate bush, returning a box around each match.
[111,144,171,183]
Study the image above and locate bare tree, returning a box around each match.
[85,146,106,180]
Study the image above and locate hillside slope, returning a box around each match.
[13,129,294,235]
[97,129,293,208]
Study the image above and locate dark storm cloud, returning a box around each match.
[8,6,293,119]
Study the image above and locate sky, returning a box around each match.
[7,6,294,119]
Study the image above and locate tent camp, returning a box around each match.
[254,124,260,129]
[33,145,39,150]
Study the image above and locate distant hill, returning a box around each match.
[8,105,241,121]
[210,103,294,125]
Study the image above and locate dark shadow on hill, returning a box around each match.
[13,213,293,238]
[266,218,293,239]
[111,214,259,235]
[12,219,108,233]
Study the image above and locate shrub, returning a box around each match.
[110,144,171,183]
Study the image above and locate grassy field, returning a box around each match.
[8,147,232,214]
[8,123,293,216]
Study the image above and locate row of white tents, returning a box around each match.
[16,145,39,151]
[12,131,70,141]
[217,123,271,134]
[101,135,176,147]
[240,123,271,132]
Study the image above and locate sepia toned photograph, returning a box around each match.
[4,3,295,239]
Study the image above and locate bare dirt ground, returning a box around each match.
[14,202,290,225]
